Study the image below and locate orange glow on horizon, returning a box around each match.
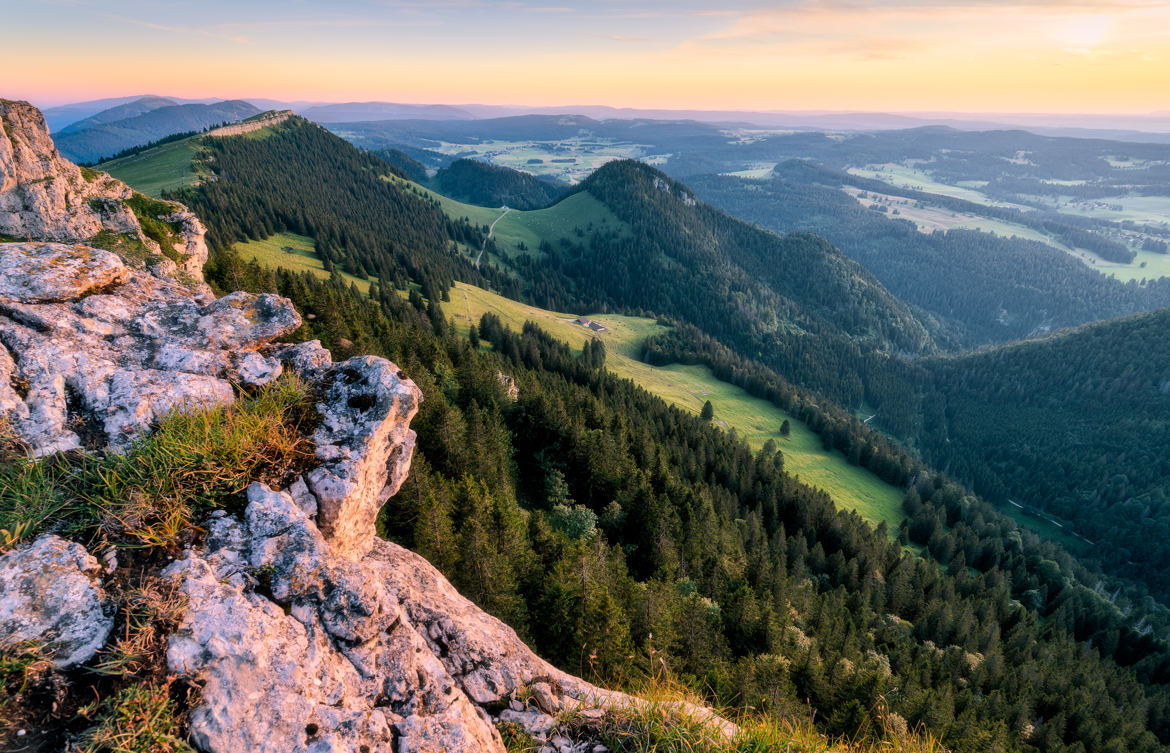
[4,2,1168,115]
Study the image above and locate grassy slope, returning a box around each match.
[452,281,906,531]
[97,138,202,198]
[230,232,373,293]
[393,175,629,261]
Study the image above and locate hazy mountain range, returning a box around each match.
[42,95,1170,142]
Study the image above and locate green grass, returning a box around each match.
[452,282,906,532]
[231,232,373,292]
[1056,195,1170,226]
[848,163,1020,207]
[846,188,1061,245]
[394,176,630,262]
[75,681,194,753]
[97,139,203,198]
[0,376,314,550]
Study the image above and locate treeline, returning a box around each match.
[84,128,204,166]
[642,320,922,481]
[203,247,1170,753]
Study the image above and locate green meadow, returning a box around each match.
[98,138,203,198]
[451,281,908,532]
[229,232,373,292]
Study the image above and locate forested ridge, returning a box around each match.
[908,308,1170,604]
[500,160,935,409]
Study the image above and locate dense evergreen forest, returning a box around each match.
[169,117,508,302]
[688,165,1170,349]
[429,158,565,210]
[908,308,1170,604]
[198,247,1170,753]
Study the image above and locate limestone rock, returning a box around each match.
[0,243,128,303]
[0,535,114,668]
[0,242,302,454]
[166,482,502,753]
[0,100,104,240]
[307,356,421,559]
[270,339,332,380]
[0,100,210,292]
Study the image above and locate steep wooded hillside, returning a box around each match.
[911,308,1170,603]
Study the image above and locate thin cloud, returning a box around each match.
[104,15,250,43]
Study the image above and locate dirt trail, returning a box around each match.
[475,206,510,269]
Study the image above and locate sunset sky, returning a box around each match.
[3,0,1168,113]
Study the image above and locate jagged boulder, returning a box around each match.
[0,242,128,303]
[308,356,421,560]
[0,535,114,668]
[1,100,132,241]
[0,241,299,455]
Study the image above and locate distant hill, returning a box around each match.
[688,164,1170,350]
[57,95,177,133]
[55,100,260,163]
[41,95,162,132]
[430,158,564,210]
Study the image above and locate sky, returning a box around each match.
[2,0,1168,114]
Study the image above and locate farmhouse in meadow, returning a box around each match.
[573,317,607,332]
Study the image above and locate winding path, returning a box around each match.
[475,206,510,269]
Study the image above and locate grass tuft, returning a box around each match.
[76,682,195,753]
[0,374,316,551]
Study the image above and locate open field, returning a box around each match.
[98,138,202,198]
[721,162,777,179]
[845,187,1061,244]
[396,176,630,262]
[1056,195,1170,226]
[847,162,1023,207]
[451,281,908,532]
[845,182,1170,282]
[230,232,372,292]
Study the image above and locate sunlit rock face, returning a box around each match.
[0,99,209,287]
